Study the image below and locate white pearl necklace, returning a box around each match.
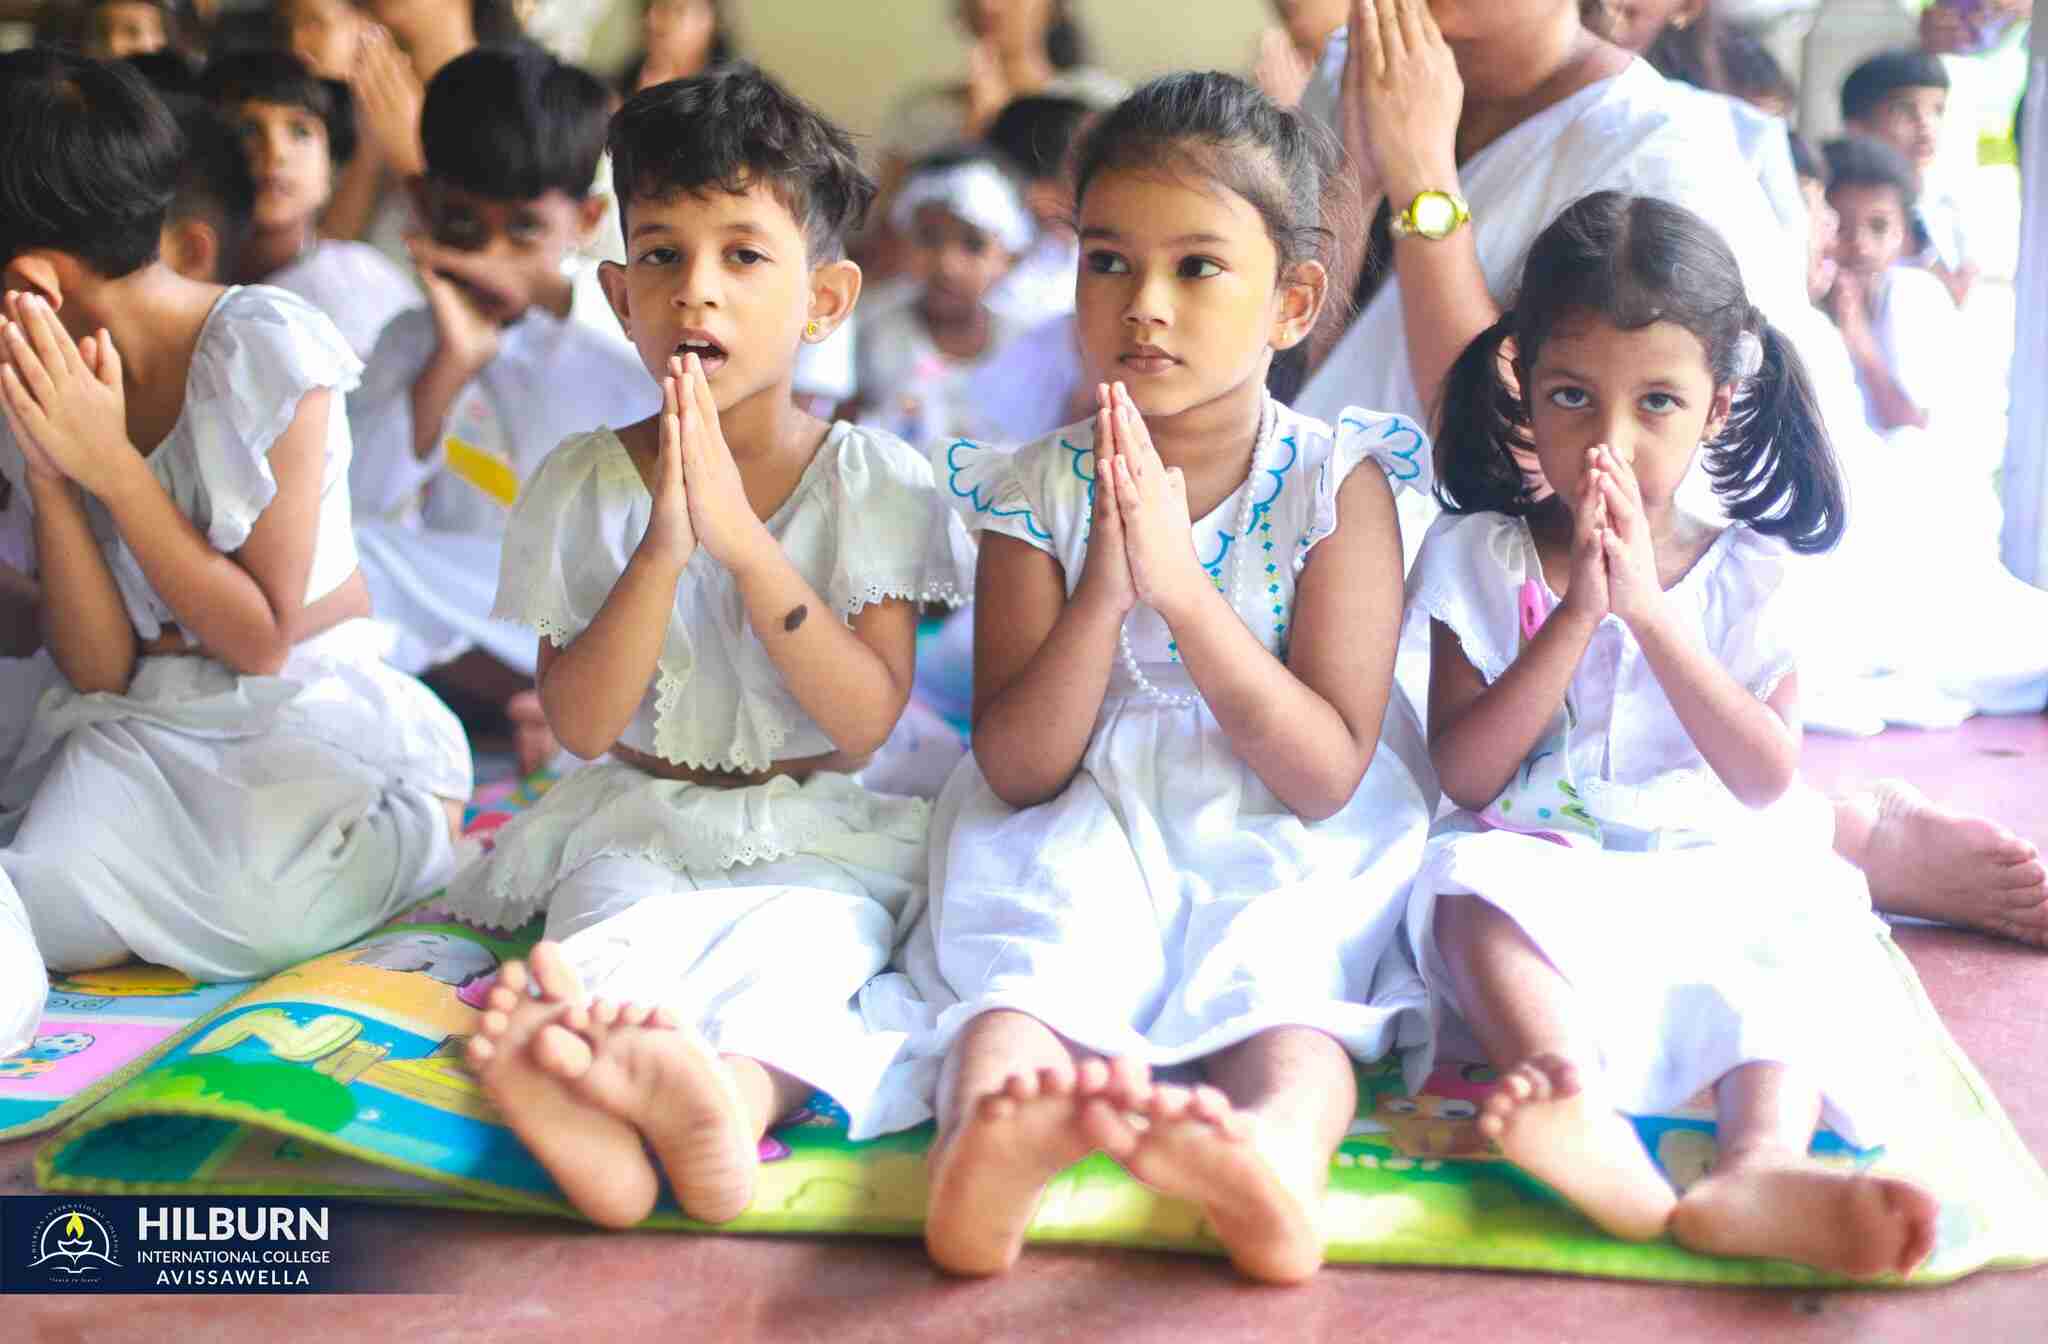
[1114,398,1278,708]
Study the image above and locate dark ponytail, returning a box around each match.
[1044,0,1085,70]
[1707,315,1846,553]
[1433,315,1538,517]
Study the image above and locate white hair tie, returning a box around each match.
[1733,329,1765,381]
[890,161,1035,254]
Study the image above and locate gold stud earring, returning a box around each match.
[805,320,822,340]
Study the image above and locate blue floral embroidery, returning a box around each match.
[1340,413,1425,483]
[1196,432,1299,575]
[946,438,1050,542]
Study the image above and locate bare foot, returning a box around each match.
[1852,780,2048,947]
[463,946,658,1228]
[532,990,760,1225]
[1098,1082,1326,1285]
[507,689,558,778]
[925,1058,1113,1277]
[1672,1155,1940,1279]
[1480,1054,1675,1242]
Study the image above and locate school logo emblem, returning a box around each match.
[27,1205,121,1279]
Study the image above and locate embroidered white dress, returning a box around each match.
[0,286,473,1058]
[1401,511,1903,1145]
[346,302,658,677]
[435,422,962,1137]
[865,398,1439,1129]
[854,290,1027,451]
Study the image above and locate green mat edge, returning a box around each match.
[27,923,2048,1289]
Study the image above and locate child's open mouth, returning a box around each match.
[676,334,729,375]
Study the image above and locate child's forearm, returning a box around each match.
[31,475,135,693]
[727,534,911,758]
[1164,585,1384,820]
[1630,609,1799,808]
[96,456,299,677]
[1841,330,1928,431]
[971,580,1124,808]
[409,348,481,463]
[320,149,384,243]
[538,541,685,759]
[1431,608,1598,810]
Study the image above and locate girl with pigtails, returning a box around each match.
[1401,191,1943,1281]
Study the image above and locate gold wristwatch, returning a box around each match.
[1390,190,1471,242]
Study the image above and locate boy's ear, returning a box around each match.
[159,220,223,285]
[805,258,862,340]
[1269,259,1327,352]
[1,253,70,316]
[1705,381,1737,440]
[597,259,632,335]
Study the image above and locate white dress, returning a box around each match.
[1401,510,1902,1145]
[346,303,658,677]
[267,238,418,361]
[0,286,473,1059]
[854,290,1027,451]
[435,422,963,1138]
[866,397,1438,1129]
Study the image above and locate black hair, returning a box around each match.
[1841,48,1950,124]
[201,49,358,167]
[472,0,525,44]
[1644,11,1726,92]
[986,95,1092,183]
[620,0,735,94]
[609,63,876,260]
[1434,192,1845,554]
[1044,0,1086,70]
[122,48,198,100]
[1720,27,1794,107]
[1787,129,1824,184]
[164,97,256,279]
[1074,72,1343,280]
[0,48,180,278]
[1822,135,1919,212]
[420,43,611,202]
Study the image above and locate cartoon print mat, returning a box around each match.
[31,904,2048,1286]
[0,772,561,1145]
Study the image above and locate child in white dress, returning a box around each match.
[878,73,1437,1284]
[202,50,417,360]
[0,51,471,1059]
[445,67,959,1231]
[1407,191,1938,1279]
[346,45,654,771]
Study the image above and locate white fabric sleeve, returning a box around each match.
[345,306,444,522]
[181,287,362,554]
[827,429,970,614]
[1878,267,1963,421]
[933,434,1058,557]
[1297,406,1433,570]
[1710,530,1802,703]
[1403,511,1522,684]
[490,431,635,650]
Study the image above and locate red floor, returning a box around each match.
[8,716,2047,1341]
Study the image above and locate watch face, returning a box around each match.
[1413,192,1458,240]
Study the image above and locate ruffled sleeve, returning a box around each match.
[1295,404,1433,570]
[822,425,969,614]
[936,433,1058,555]
[1701,527,1801,702]
[177,286,362,554]
[489,430,643,651]
[1403,511,1528,684]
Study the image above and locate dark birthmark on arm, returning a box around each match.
[783,604,808,633]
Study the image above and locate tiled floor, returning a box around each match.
[7,716,2046,1342]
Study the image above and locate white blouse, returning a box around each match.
[1406,509,1801,837]
[495,421,963,772]
[0,286,361,641]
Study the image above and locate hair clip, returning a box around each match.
[1732,329,1765,381]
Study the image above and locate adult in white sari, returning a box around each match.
[1291,0,2045,946]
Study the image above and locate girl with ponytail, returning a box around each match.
[1402,191,1940,1279]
